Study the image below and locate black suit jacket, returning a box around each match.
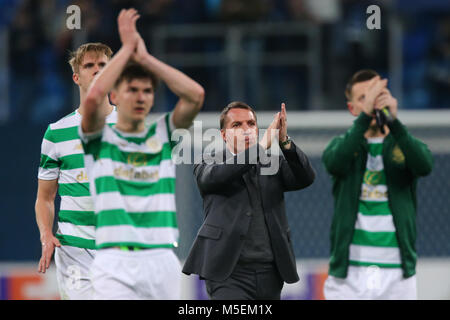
[182,142,315,283]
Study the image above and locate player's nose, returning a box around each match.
[93,64,101,76]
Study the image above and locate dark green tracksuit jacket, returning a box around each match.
[322,112,433,279]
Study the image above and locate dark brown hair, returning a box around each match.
[220,101,257,129]
[345,69,380,100]
[114,61,159,89]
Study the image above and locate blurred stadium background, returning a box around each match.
[0,0,449,299]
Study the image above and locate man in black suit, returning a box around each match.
[182,101,315,300]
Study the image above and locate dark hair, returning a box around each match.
[114,61,159,89]
[219,101,257,129]
[345,69,380,100]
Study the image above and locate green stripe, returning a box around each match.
[82,136,102,159]
[96,242,176,250]
[97,209,177,228]
[349,260,402,268]
[111,124,157,145]
[368,143,383,157]
[59,182,90,197]
[359,200,392,216]
[58,210,96,226]
[47,126,79,143]
[60,153,85,170]
[94,176,175,196]
[351,229,399,247]
[55,234,96,249]
[40,154,60,169]
[98,141,172,166]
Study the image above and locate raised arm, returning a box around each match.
[374,88,433,176]
[279,142,316,191]
[276,103,315,190]
[194,143,262,194]
[82,9,140,133]
[132,37,205,129]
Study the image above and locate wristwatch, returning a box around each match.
[280,135,292,147]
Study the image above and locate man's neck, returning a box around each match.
[115,118,146,133]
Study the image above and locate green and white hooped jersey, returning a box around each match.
[79,113,178,249]
[349,137,402,269]
[38,109,117,249]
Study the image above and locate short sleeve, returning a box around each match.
[38,125,61,180]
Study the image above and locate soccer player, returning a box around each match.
[35,42,117,299]
[322,69,433,299]
[79,9,204,299]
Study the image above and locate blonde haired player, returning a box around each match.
[35,42,117,299]
[79,8,204,299]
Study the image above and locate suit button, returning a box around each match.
[246,212,252,217]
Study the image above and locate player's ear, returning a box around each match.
[220,129,227,142]
[110,89,117,105]
[72,73,79,85]
[347,101,357,116]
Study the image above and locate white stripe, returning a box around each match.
[366,154,384,171]
[94,192,176,213]
[367,137,384,144]
[90,158,175,183]
[56,139,84,158]
[102,124,169,154]
[96,225,178,246]
[50,113,80,130]
[105,110,118,124]
[60,196,94,211]
[58,168,90,184]
[349,244,401,265]
[38,167,59,180]
[57,222,96,240]
[41,139,58,160]
[360,184,388,202]
[50,109,116,131]
[155,114,169,143]
[354,213,397,232]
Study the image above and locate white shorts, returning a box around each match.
[90,248,181,300]
[54,245,96,300]
[324,266,417,300]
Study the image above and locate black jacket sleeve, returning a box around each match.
[279,141,316,191]
[194,143,262,194]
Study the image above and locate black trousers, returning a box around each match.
[205,261,284,300]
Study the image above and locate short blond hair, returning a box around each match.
[68,42,113,73]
